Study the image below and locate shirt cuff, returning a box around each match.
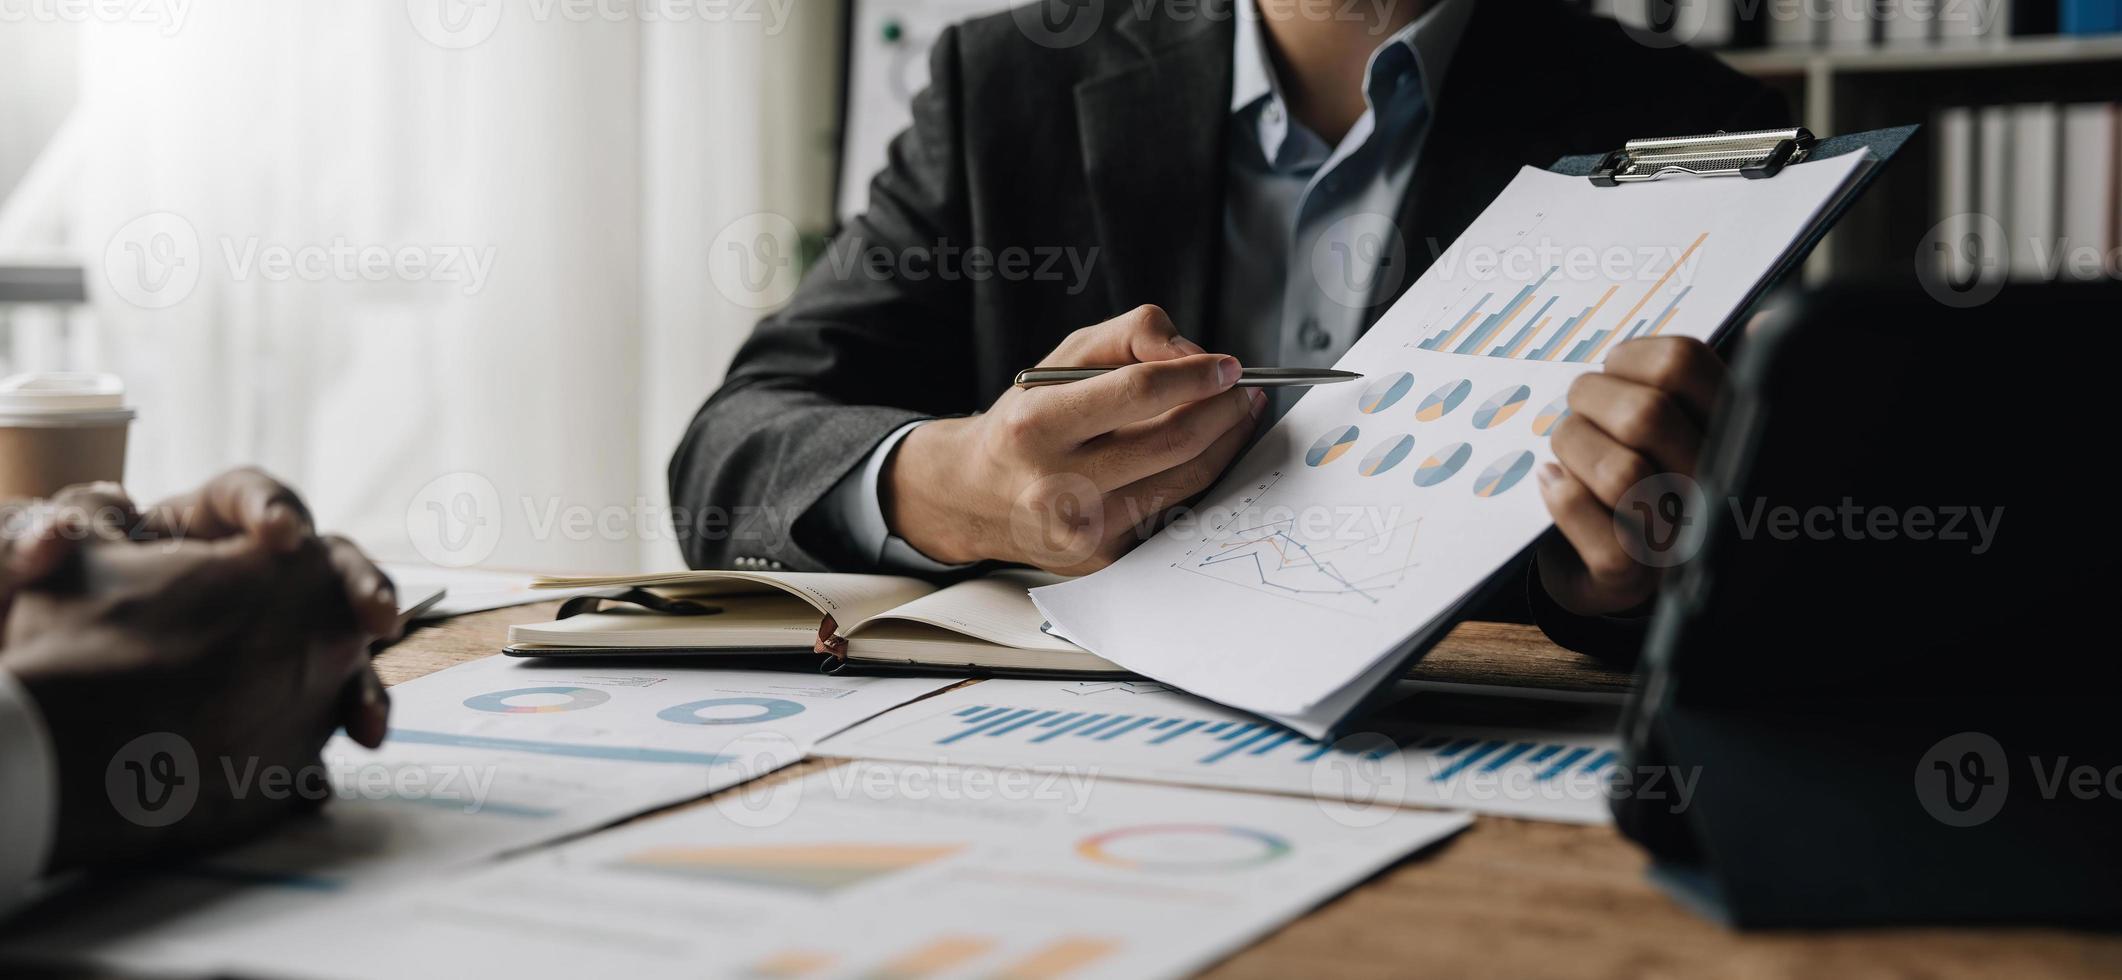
[0,667,58,914]
[1525,557,1652,667]
[817,420,978,575]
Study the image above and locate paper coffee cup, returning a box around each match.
[0,373,136,502]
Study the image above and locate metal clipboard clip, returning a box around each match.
[1589,127,1817,186]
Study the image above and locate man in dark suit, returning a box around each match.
[671,0,1785,649]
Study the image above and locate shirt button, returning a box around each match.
[1267,103,1282,123]
[1299,318,1331,351]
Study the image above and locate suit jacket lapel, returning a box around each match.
[1364,0,1592,324]
[1076,8,1233,341]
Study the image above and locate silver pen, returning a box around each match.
[1014,366,1363,388]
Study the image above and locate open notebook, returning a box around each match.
[505,569,1127,677]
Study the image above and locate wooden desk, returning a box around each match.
[375,604,2120,980]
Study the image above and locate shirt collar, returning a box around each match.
[1230,0,1471,119]
[1229,2,1274,115]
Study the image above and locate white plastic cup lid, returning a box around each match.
[0,373,135,425]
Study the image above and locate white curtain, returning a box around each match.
[53,0,840,572]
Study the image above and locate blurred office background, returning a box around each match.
[0,0,2114,572]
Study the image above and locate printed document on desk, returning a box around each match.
[820,678,1622,823]
[0,658,955,975]
[1032,153,1873,735]
[224,762,1471,980]
[379,562,609,620]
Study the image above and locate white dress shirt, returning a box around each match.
[810,0,1471,572]
[0,667,57,915]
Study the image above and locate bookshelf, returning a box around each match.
[1717,35,2122,281]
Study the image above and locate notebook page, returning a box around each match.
[847,569,1081,651]
[536,570,934,628]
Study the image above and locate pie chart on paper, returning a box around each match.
[1472,385,1532,430]
[1412,442,1473,487]
[1530,394,1570,436]
[1305,426,1361,467]
[1473,450,1536,498]
[1416,380,1472,421]
[1357,372,1414,414]
[1357,435,1415,477]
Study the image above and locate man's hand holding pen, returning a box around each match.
[885,305,1266,575]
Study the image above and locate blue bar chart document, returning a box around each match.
[821,679,1622,824]
[1032,153,1875,736]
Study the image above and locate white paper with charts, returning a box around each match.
[218,762,1470,980]
[1033,155,1871,732]
[0,658,954,976]
[820,679,1622,824]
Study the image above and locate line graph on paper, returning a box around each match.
[1174,471,1424,614]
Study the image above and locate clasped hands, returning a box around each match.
[0,469,399,873]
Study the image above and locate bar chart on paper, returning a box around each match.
[610,843,963,895]
[1410,231,1706,363]
[749,935,1122,980]
[820,680,1621,823]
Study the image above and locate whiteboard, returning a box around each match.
[838,0,1015,225]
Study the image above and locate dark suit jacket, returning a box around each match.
[670,0,1787,642]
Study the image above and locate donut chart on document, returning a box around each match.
[464,687,613,714]
[658,697,808,726]
[1076,824,1292,873]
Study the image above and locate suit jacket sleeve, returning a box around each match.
[669,28,983,572]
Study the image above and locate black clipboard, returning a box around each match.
[1317,124,1919,738]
